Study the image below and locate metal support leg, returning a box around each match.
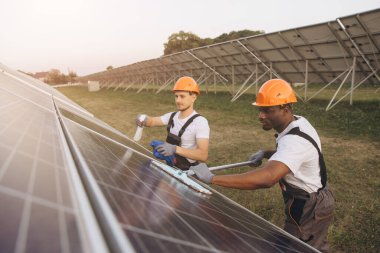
[156,75,178,94]
[232,65,235,94]
[231,69,269,102]
[214,73,217,94]
[305,68,350,102]
[350,57,356,105]
[305,60,309,100]
[231,70,256,101]
[326,67,353,110]
[255,64,258,95]
[270,63,273,79]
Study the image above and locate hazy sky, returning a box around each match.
[1,0,379,76]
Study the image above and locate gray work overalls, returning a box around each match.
[279,127,335,253]
[166,112,200,171]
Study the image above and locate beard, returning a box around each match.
[262,125,273,131]
[178,104,191,111]
[260,120,273,131]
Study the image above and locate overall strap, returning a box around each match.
[286,127,327,191]
[166,112,177,133]
[178,114,200,137]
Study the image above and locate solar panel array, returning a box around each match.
[0,63,320,252]
[83,8,380,108]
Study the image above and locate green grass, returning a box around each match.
[59,86,380,253]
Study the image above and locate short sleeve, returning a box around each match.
[269,135,313,174]
[194,117,210,139]
[160,112,175,125]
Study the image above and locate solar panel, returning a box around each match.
[0,90,85,252]
[0,63,321,252]
[0,68,110,253]
[59,103,318,252]
[83,8,380,109]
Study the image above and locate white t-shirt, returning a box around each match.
[269,116,323,193]
[160,111,210,163]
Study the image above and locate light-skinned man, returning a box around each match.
[136,76,210,170]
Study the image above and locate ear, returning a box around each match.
[283,105,293,115]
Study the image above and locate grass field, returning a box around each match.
[58,85,380,252]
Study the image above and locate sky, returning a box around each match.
[1,0,379,76]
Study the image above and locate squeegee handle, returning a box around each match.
[209,160,254,172]
[187,160,255,176]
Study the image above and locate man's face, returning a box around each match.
[257,106,286,131]
[174,91,197,111]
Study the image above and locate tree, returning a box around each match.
[106,66,113,71]
[68,70,77,83]
[45,69,67,85]
[163,29,265,55]
[163,31,205,55]
[213,29,264,43]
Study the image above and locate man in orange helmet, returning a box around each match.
[189,79,335,252]
[136,76,210,170]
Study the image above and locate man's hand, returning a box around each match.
[156,143,176,156]
[189,163,214,184]
[135,114,148,127]
[249,150,265,167]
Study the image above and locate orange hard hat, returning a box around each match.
[172,76,200,95]
[252,79,297,106]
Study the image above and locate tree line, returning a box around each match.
[163,29,264,55]
[44,69,77,84]
[22,69,78,85]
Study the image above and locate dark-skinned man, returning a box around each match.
[136,76,210,171]
[189,79,335,253]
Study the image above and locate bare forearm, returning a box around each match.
[211,169,273,190]
[176,146,208,162]
[145,116,164,127]
[211,161,290,190]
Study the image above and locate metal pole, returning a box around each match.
[237,40,281,78]
[270,63,273,79]
[305,60,309,100]
[231,70,256,101]
[186,50,229,82]
[337,18,380,83]
[326,67,353,110]
[231,69,270,102]
[350,57,356,105]
[214,73,217,94]
[255,64,258,94]
[232,65,235,94]
[187,160,257,176]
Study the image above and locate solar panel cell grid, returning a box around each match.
[58,105,153,157]
[63,113,317,252]
[0,73,54,111]
[0,89,84,252]
[0,192,24,252]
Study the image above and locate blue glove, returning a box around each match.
[249,150,265,167]
[188,163,214,184]
[150,140,175,166]
[157,142,176,156]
